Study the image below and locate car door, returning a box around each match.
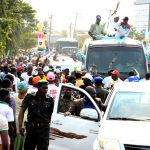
[49,84,102,150]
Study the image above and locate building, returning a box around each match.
[134,0,150,32]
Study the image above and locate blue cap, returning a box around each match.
[96,15,101,20]
[94,77,103,84]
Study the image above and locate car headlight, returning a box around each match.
[99,138,121,150]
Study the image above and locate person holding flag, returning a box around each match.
[114,16,131,39]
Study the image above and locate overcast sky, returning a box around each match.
[24,0,135,31]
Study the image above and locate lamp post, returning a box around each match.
[49,15,54,50]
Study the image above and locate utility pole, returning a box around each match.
[69,23,72,38]
[148,3,150,32]
[49,15,54,50]
[73,13,78,38]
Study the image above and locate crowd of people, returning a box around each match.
[0,53,150,150]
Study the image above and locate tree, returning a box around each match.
[43,20,49,29]
[76,34,90,49]
[17,26,37,52]
[61,30,67,37]
[0,0,37,57]
[129,26,145,41]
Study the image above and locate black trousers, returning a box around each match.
[24,123,49,150]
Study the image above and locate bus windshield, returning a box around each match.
[61,47,78,56]
[86,46,147,78]
[56,40,78,53]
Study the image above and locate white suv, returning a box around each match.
[93,82,150,150]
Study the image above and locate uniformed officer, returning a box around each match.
[18,80,54,150]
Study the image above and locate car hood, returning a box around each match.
[98,120,150,145]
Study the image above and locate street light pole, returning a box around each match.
[69,23,72,38]
[49,15,54,50]
[148,3,150,32]
[73,13,78,38]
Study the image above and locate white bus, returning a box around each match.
[84,37,148,79]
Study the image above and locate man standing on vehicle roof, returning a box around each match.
[114,17,131,39]
[18,80,54,150]
[88,15,105,40]
[106,10,120,37]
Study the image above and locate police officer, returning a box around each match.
[18,80,54,150]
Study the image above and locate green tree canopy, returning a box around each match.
[0,0,38,57]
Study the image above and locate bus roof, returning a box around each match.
[88,37,142,47]
[56,38,78,42]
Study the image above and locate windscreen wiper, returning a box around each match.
[109,117,143,121]
[140,119,150,121]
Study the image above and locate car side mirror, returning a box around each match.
[80,108,98,121]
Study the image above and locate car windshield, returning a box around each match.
[107,92,150,120]
[86,46,147,78]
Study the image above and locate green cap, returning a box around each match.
[38,79,48,83]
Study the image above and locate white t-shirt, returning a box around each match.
[0,114,9,144]
[108,78,122,88]
[107,16,119,35]
[48,84,58,99]
[27,85,38,94]
[0,102,14,122]
[102,76,112,89]
[115,23,130,38]
[21,72,32,84]
[0,114,8,132]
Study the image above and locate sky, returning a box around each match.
[24,0,136,31]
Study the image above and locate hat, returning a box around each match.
[76,71,82,75]
[47,72,55,81]
[94,77,103,84]
[43,66,50,72]
[49,66,54,72]
[17,66,23,72]
[83,73,93,81]
[32,70,38,76]
[32,76,41,85]
[38,79,48,84]
[17,81,28,93]
[22,64,26,68]
[55,68,61,74]
[96,15,101,20]
[111,70,120,76]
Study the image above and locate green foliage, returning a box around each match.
[77,34,90,49]
[17,27,37,51]
[61,30,67,37]
[0,0,37,57]
[43,20,49,29]
[129,26,145,41]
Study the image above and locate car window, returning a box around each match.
[57,86,98,120]
[107,92,150,120]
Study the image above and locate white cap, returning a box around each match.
[55,68,61,74]
[32,70,38,76]
[84,73,93,81]
[43,66,50,72]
